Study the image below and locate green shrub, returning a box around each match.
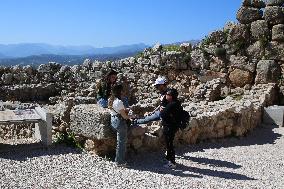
[55,131,83,150]
[215,48,226,57]
[163,45,181,52]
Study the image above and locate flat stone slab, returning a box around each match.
[263,106,284,127]
[0,109,42,123]
[70,104,115,140]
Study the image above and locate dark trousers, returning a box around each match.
[163,126,177,164]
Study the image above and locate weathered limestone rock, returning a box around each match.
[242,0,266,8]
[229,55,256,73]
[272,24,284,41]
[265,42,284,61]
[264,6,284,25]
[0,84,59,101]
[150,55,161,66]
[255,60,281,84]
[266,0,284,6]
[209,57,227,72]
[190,49,210,70]
[70,104,115,139]
[247,41,264,59]
[193,79,222,101]
[227,24,250,45]
[237,6,262,24]
[229,69,254,87]
[251,20,270,40]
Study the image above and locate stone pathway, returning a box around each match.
[0,124,283,188]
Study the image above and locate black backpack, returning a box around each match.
[178,109,190,130]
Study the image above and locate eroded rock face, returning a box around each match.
[272,24,284,41]
[229,69,254,87]
[70,104,115,140]
[237,6,262,24]
[251,20,270,40]
[266,0,284,6]
[255,60,281,84]
[264,6,284,25]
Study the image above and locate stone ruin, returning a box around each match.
[0,0,284,155]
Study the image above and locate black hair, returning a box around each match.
[106,69,118,77]
[166,88,178,100]
[111,83,123,99]
[108,83,123,109]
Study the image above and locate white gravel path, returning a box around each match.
[1,124,284,189]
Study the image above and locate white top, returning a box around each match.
[110,98,125,116]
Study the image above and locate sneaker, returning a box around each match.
[116,162,129,168]
[163,161,176,169]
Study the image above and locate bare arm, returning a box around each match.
[119,109,130,120]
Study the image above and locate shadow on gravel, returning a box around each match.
[128,151,254,180]
[177,164,255,180]
[179,156,241,169]
[185,124,282,153]
[0,143,82,161]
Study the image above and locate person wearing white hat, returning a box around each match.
[133,76,169,125]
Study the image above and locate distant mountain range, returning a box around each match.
[0,40,200,66]
[0,43,149,59]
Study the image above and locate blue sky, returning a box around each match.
[0,0,241,47]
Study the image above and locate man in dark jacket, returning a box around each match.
[134,76,168,124]
[160,88,182,168]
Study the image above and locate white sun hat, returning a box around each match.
[152,77,167,86]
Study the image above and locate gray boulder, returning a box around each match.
[237,6,262,24]
[227,24,250,44]
[265,42,284,61]
[266,0,284,6]
[247,41,264,59]
[264,6,284,25]
[272,24,284,41]
[251,20,270,40]
[229,55,256,73]
[255,60,281,84]
[70,104,114,140]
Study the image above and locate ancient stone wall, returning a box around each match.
[67,83,276,155]
[0,0,283,154]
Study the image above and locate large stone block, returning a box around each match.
[255,60,281,84]
[70,104,115,139]
[237,6,262,24]
[272,24,284,41]
[263,106,284,127]
[264,6,284,25]
[251,20,270,40]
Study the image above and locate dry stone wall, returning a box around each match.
[0,0,284,154]
[68,83,276,155]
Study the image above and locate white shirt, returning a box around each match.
[111,98,125,116]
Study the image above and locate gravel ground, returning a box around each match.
[0,124,284,189]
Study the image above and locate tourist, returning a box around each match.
[133,76,169,125]
[108,83,132,167]
[160,88,182,168]
[96,69,118,108]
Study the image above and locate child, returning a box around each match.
[160,88,182,168]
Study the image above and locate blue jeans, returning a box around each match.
[136,110,161,124]
[111,115,128,164]
[97,98,108,108]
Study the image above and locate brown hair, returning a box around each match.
[108,83,123,109]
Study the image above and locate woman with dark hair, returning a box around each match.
[108,83,132,167]
[96,69,118,108]
[160,88,182,168]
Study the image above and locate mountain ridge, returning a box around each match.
[0,43,149,58]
